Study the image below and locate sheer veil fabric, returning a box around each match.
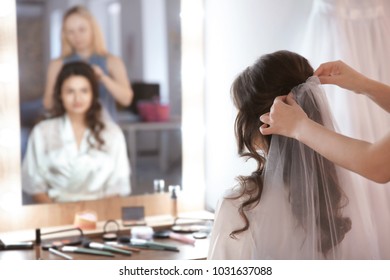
[251,77,345,259]
[301,0,390,258]
[208,77,383,259]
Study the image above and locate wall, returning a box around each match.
[16,4,44,102]
[120,0,144,81]
[203,0,313,210]
[166,0,181,116]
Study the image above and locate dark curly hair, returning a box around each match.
[50,61,105,150]
[230,50,351,257]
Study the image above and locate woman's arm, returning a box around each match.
[295,117,390,184]
[93,55,134,106]
[43,59,63,110]
[360,78,390,113]
[315,60,390,112]
[260,95,390,183]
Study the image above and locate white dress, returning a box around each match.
[302,0,390,140]
[301,0,390,259]
[208,170,385,260]
[208,190,316,260]
[22,115,131,202]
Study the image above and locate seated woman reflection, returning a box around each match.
[22,62,131,204]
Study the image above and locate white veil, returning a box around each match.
[247,76,353,259]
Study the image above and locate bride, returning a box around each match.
[207,50,385,259]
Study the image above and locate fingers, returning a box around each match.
[259,112,273,135]
[259,123,273,135]
[285,93,298,106]
[259,112,270,124]
[259,95,296,136]
[314,60,345,85]
[272,95,296,111]
[91,64,102,72]
[313,64,327,77]
[274,95,287,102]
[259,96,289,126]
[314,60,340,76]
[92,65,104,79]
[317,75,332,85]
[260,96,288,120]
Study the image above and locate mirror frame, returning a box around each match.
[0,0,205,233]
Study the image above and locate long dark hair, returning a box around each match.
[230,50,351,256]
[50,61,105,149]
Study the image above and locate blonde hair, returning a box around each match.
[61,5,108,57]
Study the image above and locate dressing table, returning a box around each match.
[0,210,213,260]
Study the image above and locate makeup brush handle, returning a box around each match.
[169,232,196,245]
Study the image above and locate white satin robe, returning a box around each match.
[22,115,131,202]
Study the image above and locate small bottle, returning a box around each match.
[153,179,165,193]
[35,228,41,260]
[169,185,180,218]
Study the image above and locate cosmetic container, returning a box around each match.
[169,185,181,218]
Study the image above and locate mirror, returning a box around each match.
[0,0,204,233]
[16,0,182,204]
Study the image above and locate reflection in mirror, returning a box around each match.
[16,0,182,204]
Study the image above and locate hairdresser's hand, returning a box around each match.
[259,94,308,139]
[314,60,369,94]
[91,64,106,81]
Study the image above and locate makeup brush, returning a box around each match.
[62,246,115,257]
[89,242,132,256]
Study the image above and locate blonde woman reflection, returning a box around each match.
[23,62,131,203]
[43,5,133,121]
